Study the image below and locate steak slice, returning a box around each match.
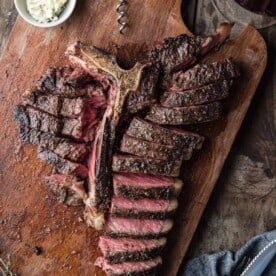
[112,154,182,177]
[120,135,192,161]
[38,148,88,178]
[13,105,61,135]
[99,236,166,263]
[170,58,240,91]
[95,256,162,276]
[61,116,84,139]
[113,173,183,200]
[36,66,105,98]
[111,197,178,219]
[125,65,160,114]
[23,92,61,116]
[106,217,173,238]
[126,117,204,150]
[150,23,233,86]
[162,80,232,107]
[60,97,85,117]
[19,126,87,162]
[146,102,222,125]
[44,174,87,206]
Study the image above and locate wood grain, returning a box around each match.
[0,0,267,275]
[183,0,276,264]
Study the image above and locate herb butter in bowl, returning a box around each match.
[14,0,77,28]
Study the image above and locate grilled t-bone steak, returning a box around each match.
[12,23,240,276]
[66,42,147,230]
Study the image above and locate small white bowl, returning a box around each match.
[14,0,77,28]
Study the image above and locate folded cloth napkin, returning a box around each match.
[180,229,276,276]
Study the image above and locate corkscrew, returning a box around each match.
[116,0,128,34]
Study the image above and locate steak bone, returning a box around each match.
[77,43,148,230]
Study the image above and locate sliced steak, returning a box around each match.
[126,117,204,150]
[146,102,222,125]
[60,97,85,117]
[106,217,173,238]
[61,116,84,139]
[170,58,239,91]
[112,154,182,177]
[36,66,105,98]
[150,23,233,86]
[162,80,232,107]
[44,174,87,206]
[23,92,61,116]
[99,236,166,263]
[95,256,162,276]
[38,148,88,178]
[19,126,87,162]
[125,65,160,114]
[120,135,191,161]
[113,173,183,200]
[13,105,61,135]
[111,197,178,219]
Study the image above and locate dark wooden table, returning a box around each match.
[0,0,275,273]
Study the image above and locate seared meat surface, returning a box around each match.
[99,236,166,263]
[146,102,222,125]
[13,25,240,276]
[162,79,232,107]
[170,58,240,91]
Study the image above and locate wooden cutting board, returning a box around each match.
[0,0,267,275]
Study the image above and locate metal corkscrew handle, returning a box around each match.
[116,0,128,34]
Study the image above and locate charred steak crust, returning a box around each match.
[24,92,61,116]
[150,34,199,71]
[105,246,164,264]
[99,237,166,264]
[88,117,112,211]
[146,102,222,125]
[95,257,162,276]
[113,173,183,199]
[37,147,88,178]
[125,65,160,114]
[120,135,188,161]
[126,117,204,150]
[44,175,84,206]
[111,209,175,220]
[13,105,62,135]
[19,126,87,162]
[162,79,233,107]
[170,58,240,91]
[112,154,182,177]
[114,184,180,200]
[36,66,105,98]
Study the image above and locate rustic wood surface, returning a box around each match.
[182,0,276,264]
[0,1,273,276]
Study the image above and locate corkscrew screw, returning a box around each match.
[116,0,128,34]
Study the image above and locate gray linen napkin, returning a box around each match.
[180,230,276,276]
